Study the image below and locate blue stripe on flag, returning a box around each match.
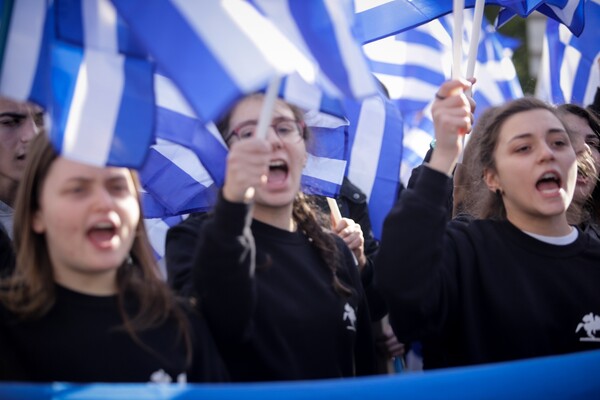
[301,175,342,198]
[345,95,403,240]
[139,147,219,217]
[370,61,446,86]
[0,0,51,106]
[108,57,154,167]
[155,107,227,187]
[49,41,83,153]
[50,40,154,167]
[112,0,245,122]
[56,0,147,57]
[287,0,376,99]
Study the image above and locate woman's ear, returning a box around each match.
[483,168,500,193]
[32,210,46,234]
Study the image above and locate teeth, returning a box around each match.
[94,222,114,229]
[270,160,285,168]
[541,172,558,180]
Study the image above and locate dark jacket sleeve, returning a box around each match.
[375,166,459,343]
[166,213,207,297]
[187,195,257,344]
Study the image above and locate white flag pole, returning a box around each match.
[466,0,485,97]
[452,0,464,80]
[254,75,282,139]
[243,74,282,202]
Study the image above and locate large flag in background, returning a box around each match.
[355,0,586,45]
[111,0,315,124]
[497,0,586,36]
[252,0,378,100]
[344,93,404,240]
[0,0,52,107]
[536,0,600,106]
[364,10,523,185]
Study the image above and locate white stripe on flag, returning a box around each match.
[0,0,46,100]
[62,49,124,165]
[170,0,307,90]
[144,218,171,259]
[155,73,197,118]
[560,45,582,102]
[304,154,346,185]
[83,0,118,52]
[153,139,214,187]
[348,96,386,200]
[323,0,375,97]
[547,0,579,27]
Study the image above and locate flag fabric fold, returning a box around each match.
[536,0,600,106]
[364,11,523,185]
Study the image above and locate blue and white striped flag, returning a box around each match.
[302,110,349,198]
[140,73,222,218]
[111,0,315,124]
[364,11,523,185]
[252,0,377,100]
[354,0,577,44]
[497,0,586,36]
[141,73,348,235]
[49,40,154,168]
[344,94,404,240]
[55,0,146,57]
[0,0,52,106]
[536,0,600,106]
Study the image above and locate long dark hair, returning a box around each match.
[473,97,564,220]
[218,94,352,297]
[1,133,193,364]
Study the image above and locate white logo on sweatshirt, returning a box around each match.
[149,369,187,384]
[575,313,600,342]
[343,303,357,331]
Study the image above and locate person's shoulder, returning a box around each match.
[339,178,367,204]
[167,212,211,236]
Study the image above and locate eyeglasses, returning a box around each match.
[224,118,305,144]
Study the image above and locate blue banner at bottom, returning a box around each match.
[1,350,599,399]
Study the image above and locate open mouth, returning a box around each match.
[16,154,26,161]
[535,171,562,194]
[87,221,117,247]
[267,159,289,184]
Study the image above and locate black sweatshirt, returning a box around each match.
[166,196,377,382]
[376,166,600,369]
[0,285,228,382]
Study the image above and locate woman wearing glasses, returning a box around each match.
[166,93,376,382]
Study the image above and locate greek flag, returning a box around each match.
[497,0,586,36]
[140,73,222,219]
[49,0,155,167]
[354,0,579,44]
[535,0,600,106]
[0,0,51,106]
[345,94,404,240]
[364,11,523,184]
[111,0,314,124]
[252,0,377,100]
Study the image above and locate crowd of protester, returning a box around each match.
[1,71,600,383]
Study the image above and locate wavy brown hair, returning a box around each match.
[217,94,352,297]
[473,97,565,220]
[0,133,193,364]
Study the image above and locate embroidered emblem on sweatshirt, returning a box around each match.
[149,369,187,384]
[343,303,357,331]
[575,312,600,342]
